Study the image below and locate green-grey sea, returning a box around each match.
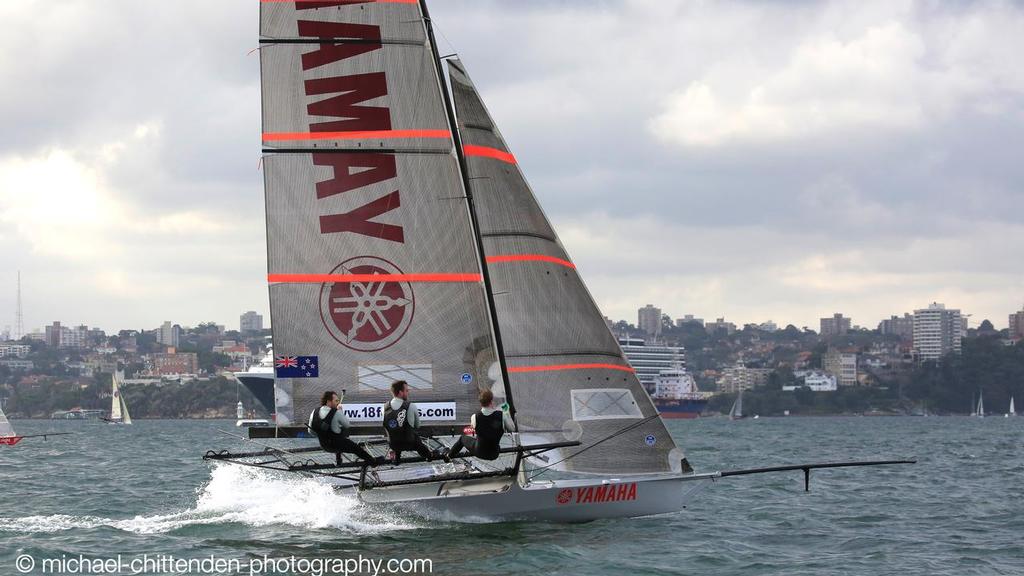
[2,416,1022,575]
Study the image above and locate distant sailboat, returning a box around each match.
[1007,396,1016,418]
[974,390,985,418]
[0,400,21,446]
[107,370,132,425]
[729,390,745,420]
[1,398,70,445]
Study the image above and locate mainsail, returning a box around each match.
[447,59,682,475]
[260,1,504,427]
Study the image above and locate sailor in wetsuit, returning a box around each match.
[444,389,515,462]
[308,390,380,467]
[382,380,442,464]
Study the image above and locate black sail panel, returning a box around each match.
[448,59,682,475]
[260,3,501,429]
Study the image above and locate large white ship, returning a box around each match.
[619,338,709,418]
[232,346,294,425]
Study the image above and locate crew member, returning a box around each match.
[445,389,515,462]
[308,390,380,466]
[382,380,441,464]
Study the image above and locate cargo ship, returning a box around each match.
[651,365,710,419]
[617,337,709,418]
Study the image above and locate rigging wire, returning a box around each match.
[430,18,458,58]
[526,414,663,481]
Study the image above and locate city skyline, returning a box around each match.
[2,1,1023,333]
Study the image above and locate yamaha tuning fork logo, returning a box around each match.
[320,256,415,352]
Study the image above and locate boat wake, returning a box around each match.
[0,464,416,535]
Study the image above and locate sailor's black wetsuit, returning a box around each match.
[382,399,434,463]
[447,409,509,461]
[308,406,375,465]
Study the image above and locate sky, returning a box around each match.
[1,0,1022,334]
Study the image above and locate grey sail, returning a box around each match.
[260,2,502,428]
[448,59,682,475]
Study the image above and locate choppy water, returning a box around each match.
[1,417,1022,575]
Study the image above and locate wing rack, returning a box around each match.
[204,439,581,489]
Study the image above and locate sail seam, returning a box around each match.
[263,129,451,141]
[507,363,635,374]
[480,231,558,242]
[505,351,622,359]
[263,148,451,155]
[260,38,425,46]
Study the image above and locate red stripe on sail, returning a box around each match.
[263,130,451,142]
[464,145,517,164]
[486,254,576,269]
[508,364,635,374]
[269,273,482,283]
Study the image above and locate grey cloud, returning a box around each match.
[1,0,1022,332]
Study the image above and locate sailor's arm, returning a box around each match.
[407,402,420,429]
[333,409,351,436]
[502,411,515,433]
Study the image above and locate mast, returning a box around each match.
[418,0,517,421]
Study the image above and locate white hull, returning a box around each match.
[328,472,714,522]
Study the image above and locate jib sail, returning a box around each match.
[448,58,683,475]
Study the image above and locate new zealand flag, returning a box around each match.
[275,356,319,378]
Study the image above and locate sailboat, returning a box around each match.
[0,399,21,446]
[975,390,985,418]
[729,390,745,420]
[0,398,71,445]
[1006,396,1015,418]
[104,369,132,425]
[207,0,913,521]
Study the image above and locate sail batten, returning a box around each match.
[448,58,681,475]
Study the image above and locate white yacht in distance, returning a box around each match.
[232,346,293,425]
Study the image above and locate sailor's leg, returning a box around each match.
[447,436,466,459]
[335,437,375,462]
[412,437,434,460]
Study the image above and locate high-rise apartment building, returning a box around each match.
[1010,306,1024,339]
[638,304,662,338]
[705,318,736,335]
[240,311,264,333]
[879,313,915,340]
[820,313,851,337]
[157,321,180,348]
[913,303,964,362]
[823,348,858,387]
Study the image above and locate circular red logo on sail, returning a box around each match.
[556,489,573,505]
[320,257,415,352]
